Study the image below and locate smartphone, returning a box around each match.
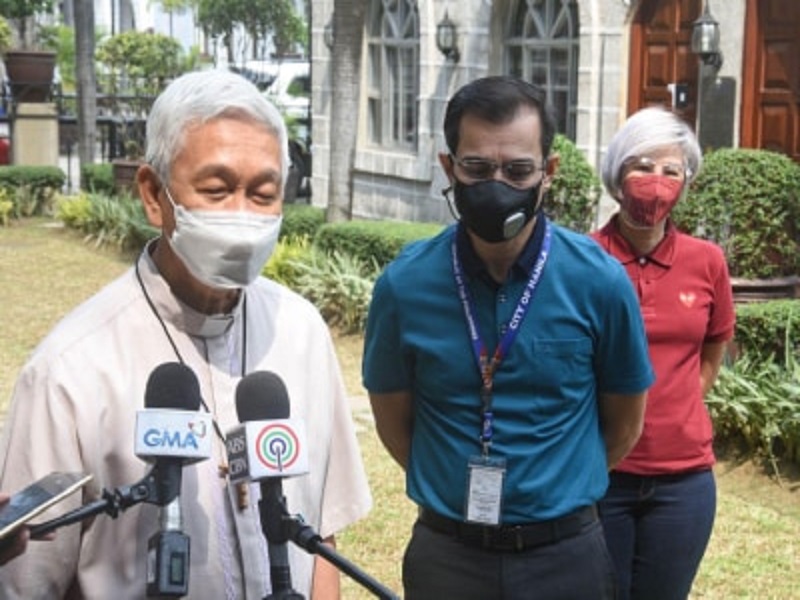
[0,472,92,540]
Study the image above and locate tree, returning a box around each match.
[326,0,367,222]
[149,0,193,38]
[196,0,242,63]
[74,0,97,169]
[196,0,307,64]
[249,0,306,58]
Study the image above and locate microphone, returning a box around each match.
[136,362,212,598]
[226,371,307,599]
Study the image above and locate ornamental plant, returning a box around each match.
[0,15,12,55]
[96,30,185,96]
[672,148,800,279]
[0,0,53,49]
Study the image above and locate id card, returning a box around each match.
[464,456,506,525]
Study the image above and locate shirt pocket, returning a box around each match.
[514,337,595,414]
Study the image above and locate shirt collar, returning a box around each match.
[597,215,677,268]
[456,212,547,284]
[138,240,243,339]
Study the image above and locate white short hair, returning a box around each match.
[601,107,702,199]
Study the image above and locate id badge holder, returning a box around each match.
[464,455,506,525]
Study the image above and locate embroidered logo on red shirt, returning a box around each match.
[679,291,696,307]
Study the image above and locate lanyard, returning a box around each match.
[451,221,551,456]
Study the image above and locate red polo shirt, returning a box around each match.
[591,217,735,474]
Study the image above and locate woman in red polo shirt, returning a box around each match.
[590,106,736,600]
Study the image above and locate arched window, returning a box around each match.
[506,0,580,139]
[366,0,420,149]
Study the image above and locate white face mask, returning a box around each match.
[165,188,282,289]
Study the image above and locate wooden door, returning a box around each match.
[628,0,702,126]
[741,0,800,163]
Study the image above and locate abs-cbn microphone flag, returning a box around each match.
[226,419,309,484]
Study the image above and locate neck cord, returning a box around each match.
[134,257,248,445]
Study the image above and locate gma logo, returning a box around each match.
[143,428,200,450]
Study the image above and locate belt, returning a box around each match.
[418,505,598,553]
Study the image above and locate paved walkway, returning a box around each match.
[348,395,373,433]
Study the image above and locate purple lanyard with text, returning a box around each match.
[451,222,551,456]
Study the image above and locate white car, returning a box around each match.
[263,60,310,123]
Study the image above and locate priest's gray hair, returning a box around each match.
[145,69,290,193]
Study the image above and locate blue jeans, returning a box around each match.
[598,470,716,600]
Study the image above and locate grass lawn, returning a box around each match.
[2,218,799,598]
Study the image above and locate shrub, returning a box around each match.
[57,192,156,250]
[672,148,800,279]
[734,300,799,364]
[55,192,92,229]
[281,204,325,241]
[0,187,12,225]
[546,134,601,232]
[81,163,115,195]
[707,349,800,474]
[264,236,318,288]
[0,165,66,217]
[290,250,380,334]
[315,220,444,269]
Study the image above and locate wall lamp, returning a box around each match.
[691,2,723,70]
[323,18,334,51]
[436,10,460,62]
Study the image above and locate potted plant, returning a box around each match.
[671,148,800,302]
[0,0,57,103]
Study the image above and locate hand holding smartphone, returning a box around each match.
[0,472,92,542]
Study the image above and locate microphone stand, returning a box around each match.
[278,506,400,600]
[29,465,175,538]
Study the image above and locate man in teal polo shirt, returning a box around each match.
[363,76,654,599]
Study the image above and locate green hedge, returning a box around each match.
[281,204,326,241]
[315,219,445,269]
[0,165,66,218]
[81,163,115,195]
[673,148,800,279]
[546,134,601,232]
[733,300,799,364]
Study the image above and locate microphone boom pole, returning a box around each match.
[29,477,156,539]
[282,511,400,600]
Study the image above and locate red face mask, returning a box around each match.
[620,174,684,226]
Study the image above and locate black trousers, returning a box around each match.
[403,517,617,600]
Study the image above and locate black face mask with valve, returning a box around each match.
[451,179,542,243]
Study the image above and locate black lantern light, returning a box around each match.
[691,2,723,69]
[436,10,460,62]
[323,18,334,51]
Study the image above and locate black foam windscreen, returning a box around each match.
[235,371,290,422]
[144,362,202,411]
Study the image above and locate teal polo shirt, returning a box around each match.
[363,218,654,522]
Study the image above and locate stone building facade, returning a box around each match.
[310,0,798,226]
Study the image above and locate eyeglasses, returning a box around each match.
[453,156,544,183]
[623,156,686,179]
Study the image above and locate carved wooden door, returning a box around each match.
[628,0,703,126]
[741,0,800,162]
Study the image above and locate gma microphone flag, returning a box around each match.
[226,419,309,484]
[134,409,213,463]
